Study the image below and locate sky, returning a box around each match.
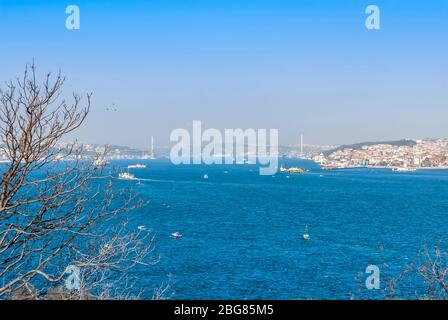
[0,0,447,148]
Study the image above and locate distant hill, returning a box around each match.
[324,139,417,156]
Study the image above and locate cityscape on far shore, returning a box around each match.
[307,138,448,171]
[3,137,447,172]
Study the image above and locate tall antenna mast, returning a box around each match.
[300,133,304,156]
[150,136,155,158]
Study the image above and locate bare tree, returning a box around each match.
[353,238,448,300]
[413,243,448,299]
[0,63,156,299]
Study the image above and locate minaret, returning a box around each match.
[150,136,155,159]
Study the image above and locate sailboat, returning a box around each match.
[303,225,310,240]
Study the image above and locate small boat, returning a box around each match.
[171,232,183,239]
[118,172,136,180]
[138,225,146,231]
[392,167,416,172]
[303,225,310,240]
[203,174,209,180]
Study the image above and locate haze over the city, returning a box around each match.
[0,0,447,149]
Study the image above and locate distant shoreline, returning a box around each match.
[318,165,448,171]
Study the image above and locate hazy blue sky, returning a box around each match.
[0,0,447,148]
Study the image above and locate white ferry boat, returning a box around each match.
[280,166,305,174]
[127,164,146,169]
[118,172,136,180]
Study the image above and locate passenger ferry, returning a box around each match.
[127,164,146,169]
[279,166,305,174]
[118,172,136,180]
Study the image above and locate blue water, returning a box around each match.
[113,159,448,299]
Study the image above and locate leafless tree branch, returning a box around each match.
[0,63,157,300]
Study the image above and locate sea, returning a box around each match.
[111,159,448,299]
